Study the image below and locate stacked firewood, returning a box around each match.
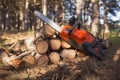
[34,24,89,64]
[0,24,89,70]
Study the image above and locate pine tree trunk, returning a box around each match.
[76,0,83,18]
[61,0,65,24]
[24,0,29,30]
[103,0,110,39]
[83,1,90,30]
[6,0,11,30]
[42,0,47,16]
[33,0,37,38]
[41,0,47,27]
[90,0,100,37]
[54,0,58,22]
[70,0,83,29]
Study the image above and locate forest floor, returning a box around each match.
[0,30,120,80]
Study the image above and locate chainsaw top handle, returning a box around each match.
[67,21,82,35]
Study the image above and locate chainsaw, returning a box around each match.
[34,11,105,60]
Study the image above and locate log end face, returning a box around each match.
[36,55,49,66]
[36,40,48,54]
[49,52,60,64]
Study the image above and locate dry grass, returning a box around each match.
[0,31,120,80]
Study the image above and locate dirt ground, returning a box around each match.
[0,32,120,80]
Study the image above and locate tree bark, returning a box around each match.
[90,0,100,37]
[61,0,65,24]
[76,0,83,18]
[23,55,35,64]
[73,0,83,29]
[2,50,31,69]
[42,0,47,16]
[24,0,29,30]
[103,0,110,39]
[83,0,90,30]
[76,50,87,58]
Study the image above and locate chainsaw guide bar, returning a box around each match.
[34,11,62,33]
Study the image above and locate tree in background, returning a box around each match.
[76,0,83,18]
[83,0,91,30]
[24,0,29,30]
[90,0,100,37]
[0,0,119,34]
[102,0,110,39]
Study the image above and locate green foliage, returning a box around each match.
[109,37,120,45]
[109,28,120,45]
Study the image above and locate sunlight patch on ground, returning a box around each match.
[113,49,120,61]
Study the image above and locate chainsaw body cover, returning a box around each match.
[60,25,94,44]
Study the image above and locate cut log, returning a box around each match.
[24,37,35,50]
[61,49,68,58]
[61,40,71,49]
[2,54,23,69]
[23,55,35,64]
[2,51,31,64]
[116,49,120,55]
[2,54,13,66]
[101,39,110,49]
[14,43,21,51]
[44,24,56,37]
[49,52,60,64]
[81,56,89,61]
[61,49,76,59]
[2,50,31,69]
[34,53,41,59]
[36,40,48,54]
[49,38,61,50]
[11,59,23,69]
[36,55,49,66]
[76,51,87,58]
[10,41,19,50]
[67,49,76,59]
[69,57,82,63]
[15,50,31,59]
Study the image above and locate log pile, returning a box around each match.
[0,24,89,70]
[34,24,89,64]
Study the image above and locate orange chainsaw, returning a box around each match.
[34,11,105,60]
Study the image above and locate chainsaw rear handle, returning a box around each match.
[61,25,105,60]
